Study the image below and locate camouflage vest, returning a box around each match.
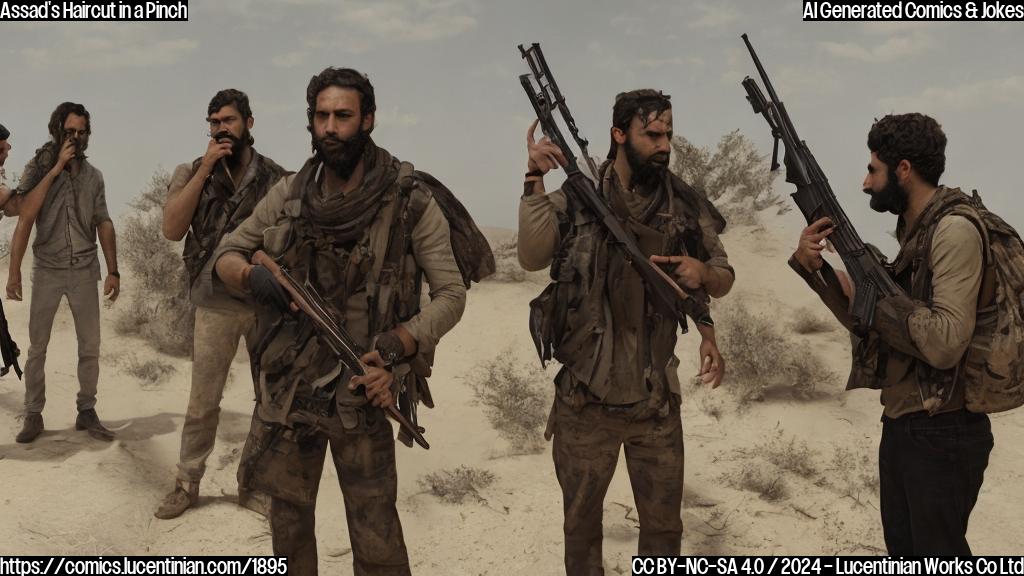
[530,166,720,412]
[250,160,491,445]
[850,186,1024,414]
[182,153,288,286]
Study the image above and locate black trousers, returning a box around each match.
[879,409,993,556]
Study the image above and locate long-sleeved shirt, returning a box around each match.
[16,156,111,274]
[518,178,732,403]
[213,171,467,356]
[881,213,983,417]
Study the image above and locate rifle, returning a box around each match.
[277,268,430,450]
[0,300,22,379]
[739,33,903,333]
[518,42,713,332]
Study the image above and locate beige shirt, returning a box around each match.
[214,172,467,356]
[881,214,983,417]
[518,183,732,402]
[16,157,111,273]
[168,153,268,312]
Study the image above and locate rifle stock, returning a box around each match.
[0,300,22,379]
[740,33,904,333]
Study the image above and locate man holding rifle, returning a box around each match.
[519,88,733,574]
[792,113,992,555]
[213,67,468,576]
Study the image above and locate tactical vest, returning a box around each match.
[849,187,1012,413]
[530,166,721,413]
[250,160,488,446]
[182,154,288,286]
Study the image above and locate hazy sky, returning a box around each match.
[3,1,1021,253]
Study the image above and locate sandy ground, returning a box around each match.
[1,213,1022,574]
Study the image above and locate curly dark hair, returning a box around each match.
[867,113,946,187]
[208,88,252,120]
[305,67,376,135]
[48,102,91,143]
[606,89,672,159]
[0,123,9,141]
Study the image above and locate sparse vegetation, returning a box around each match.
[116,169,194,357]
[418,465,496,504]
[471,348,551,453]
[715,302,837,405]
[756,429,818,478]
[120,353,176,388]
[791,307,835,335]
[486,236,527,283]
[732,462,789,502]
[671,130,785,225]
[827,441,879,504]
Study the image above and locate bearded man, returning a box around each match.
[213,67,467,576]
[155,89,288,519]
[518,89,734,574]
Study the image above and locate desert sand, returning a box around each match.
[1,210,1021,575]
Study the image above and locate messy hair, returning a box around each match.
[607,89,672,159]
[867,113,946,187]
[305,67,376,135]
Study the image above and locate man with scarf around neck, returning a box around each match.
[7,102,119,444]
[155,89,288,520]
[793,113,992,555]
[519,90,733,574]
[213,68,466,576]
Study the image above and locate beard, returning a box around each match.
[67,135,89,158]
[313,129,369,180]
[866,169,908,215]
[214,128,251,167]
[625,139,669,191]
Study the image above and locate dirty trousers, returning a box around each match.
[552,399,684,576]
[258,409,411,576]
[176,305,257,483]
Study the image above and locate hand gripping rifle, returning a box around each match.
[739,34,903,333]
[278,268,430,450]
[518,42,713,332]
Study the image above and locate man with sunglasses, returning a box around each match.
[155,89,288,519]
[7,102,118,444]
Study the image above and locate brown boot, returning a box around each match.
[154,480,199,519]
[16,413,43,443]
[75,408,114,441]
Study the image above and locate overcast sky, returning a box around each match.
[2,1,1021,253]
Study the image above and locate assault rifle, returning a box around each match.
[0,300,22,379]
[518,42,713,332]
[739,33,903,333]
[278,268,430,450]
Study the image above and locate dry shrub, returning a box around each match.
[731,462,789,502]
[120,353,176,388]
[116,169,194,357]
[485,236,527,283]
[471,348,550,453]
[418,466,496,504]
[756,429,818,478]
[716,302,837,405]
[827,441,879,503]
[791,307,835,335]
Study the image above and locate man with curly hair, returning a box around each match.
[7,102,119,443]
[793,113,992,554]
[213,68,469,575]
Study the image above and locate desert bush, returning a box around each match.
[116,169,194,357]
[730,462,789,502]
[120,353,176,388]
[715,302,837,405]
[418,465,496,504]
[791,307,835,335]
[486,236,527,283]
[828,441,879,502]
[671,130,785,225]
[471,348,551,453]
[756,429,818,478]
